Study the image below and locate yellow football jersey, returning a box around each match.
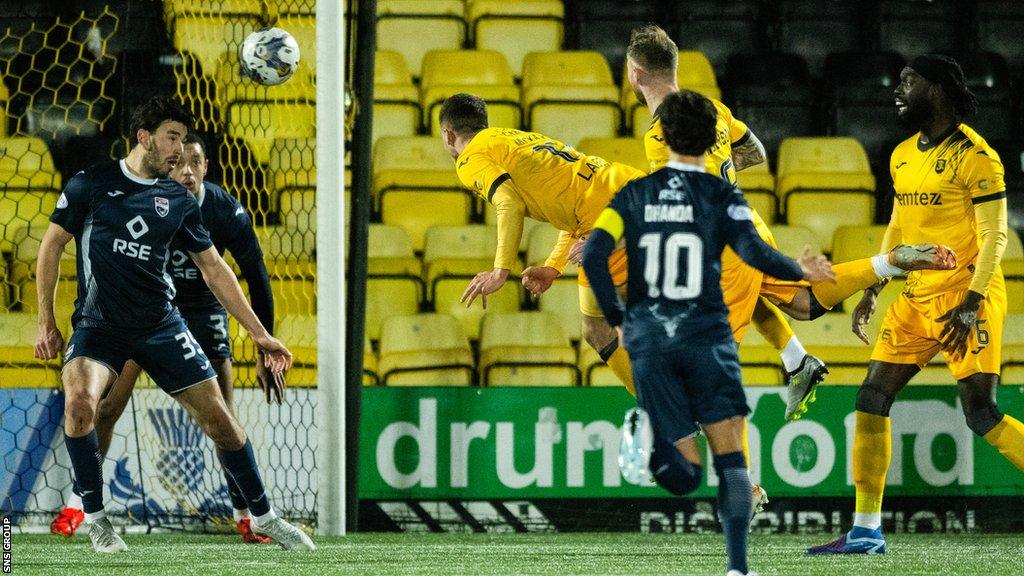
[644,98,749,182]
[455,127,643,235]
[889,124,1006,300]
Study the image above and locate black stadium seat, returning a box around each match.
[976,0,1024,71]
[953,51,1014,144]
[565,0,670,84]
[877,0,962,57]
[674,0,768,76]
[724,53,818,165]
[775,0,866,75]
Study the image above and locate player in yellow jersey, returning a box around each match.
[809,55,1024,555]
[624,25,955,421]
[439,93,644,391]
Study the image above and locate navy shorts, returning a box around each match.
[181,308,232,360]
[632,339,751,443]
[64,313,217,395]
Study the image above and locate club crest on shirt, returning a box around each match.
[154,197,169,217]
[934,159,946,174]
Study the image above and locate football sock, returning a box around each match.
[852,411,891,530]
[219,440,272,517]
[871,254,903,278]
[233,508,249,522]
[983,415,1024,473]
[650,436,702,496]
[714,452,751,575]
[216,451,249,511]
[67,490,83,510]
[780,336,808,373]
[600,341,635,396]
[64,431,105,514]
[811,258,881,309]
[751,299,795,351]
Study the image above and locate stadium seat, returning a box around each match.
[257,225,316,264]
[482,208,543,254]
[776,0,864,75]
[789,312,872,383]
[786,193,873,255]
[278,187,316,235]
[0,190,58,253]
[724,53,818,163]
[273,314,317,387]
[378,313,475,386]
[372,136,473,251]
[538,279,581,342]
[566,0,666,84]
[1003,313,1024,370]
[954,52,1014,144]
[674,0,767,75]
[521,51,621,146]
[877,0,962,58]
[735,328,786,386]
[831,224,889,263]
[270,275,316,316]
[369,224,421,276]
[623,50,721,137]
[376,0,466,78]
[479,311,579,386]
[213,58,315,118]
[578,342,619,387]
[976,1,1024,71]
[0,312,60,387]
[468,0,564,77]
[366,224,425,341]
[736,161,777,224]
[163,0,262,22]
[0,136,61,190]
[172,15,260,77]
[226,102,316,165]
[576,137,648,173]
[373,50,421,144]
[769,224,821,259]
[420,50,521,134]
[1004,229,1024,313]
[9,225,76,319]
[268,137,316,204]
[525,224,578,277]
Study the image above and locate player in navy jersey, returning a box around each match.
[49,133,280,544]
[34,97,314,553]
[582,91,834,576]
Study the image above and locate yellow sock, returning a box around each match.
[983,415,1024,473]
[751,299,795,351]
[741,418,751,468]
[853,411,891,527]
[606,346,635,396]
[811,258,879,309]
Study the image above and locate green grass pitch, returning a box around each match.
[10,532,1024,575]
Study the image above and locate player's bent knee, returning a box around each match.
[64,395,98,434]
[650,448,702,496]
[582,315,615,352]
[806,292,829,321]
[963,402,1004,437]
[855,381,896,416]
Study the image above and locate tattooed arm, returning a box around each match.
[731,130,767,171]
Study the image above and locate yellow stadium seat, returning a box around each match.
[736,328,786,386]
[377,0,466,78]
[366,276,422,341]
[789,313,872,378]
[776,136,876,207]
[0,191,58,252]
[831,224,889,262]
[577,137,648,173]
[736,161,777,224]
[0,137,61,189]
[9,226,76,284]
[374,50,422,144]
[270,275,316,316]
[435,281,521,341]
[479,311,579,386]
[578,343,619,386]
[786,192,874,254]
[226,102,316,165]
[525,225,578,276]
[213,58,315,117]
[364,335,380,386]
[278,14,315,72]
[369,224,421,275]
[268,137,316,200]
[278,187,316,234]
[1004,313,1024,369]
[274,314,317,387]
[163,0,261,21]
[257,225,316,263]
[623,50,721,136]
[373,137,473,251]
[0,312,61,387]
[420,50,521,134]
[522,51,621,146]
[769,224,822,259]
[172,15,260,77]
[378,313,475,386]
[1007,278,1024,313]
[468,0,564,77]
[537,279,581,341]
[1002,228,1023,276]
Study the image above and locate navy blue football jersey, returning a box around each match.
[169,181,264,313]
[587,162,803,356]
[50,160,214,330]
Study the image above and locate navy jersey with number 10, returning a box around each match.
[582,162,804,356]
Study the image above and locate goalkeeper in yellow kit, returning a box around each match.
[440,93,643,390]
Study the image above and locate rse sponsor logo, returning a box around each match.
[113,238,152,260]
[894,192,943,206]
[171,250,199,279]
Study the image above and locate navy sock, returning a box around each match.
[650,436,702,496]
[216,451,248,511]
[218,440,271,517]
[714,451,751,575]
[64,432,104,514]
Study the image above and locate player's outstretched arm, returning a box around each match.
[34,223,74,359]
[191,247,292,378]
[726,204,833,282]
[462,182,524,308]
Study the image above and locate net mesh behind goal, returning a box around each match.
[1,1,320,530]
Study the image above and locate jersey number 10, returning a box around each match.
[638,232,703,300]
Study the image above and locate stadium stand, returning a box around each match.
[378,313,475,386]
[479,311,579,386]
[420,49,520,135]
[376,0,466,78]
[468,0,564,78]
[373,50,421,144]
[522,50,621,146]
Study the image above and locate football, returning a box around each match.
[239,27,300,85]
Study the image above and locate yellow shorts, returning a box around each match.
[578,246,628,317]
[722,211,808,341]
[871,279,1006,380]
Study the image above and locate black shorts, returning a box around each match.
[64,313,217,395]
[181,308,232,360]
[632,340,750,443]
